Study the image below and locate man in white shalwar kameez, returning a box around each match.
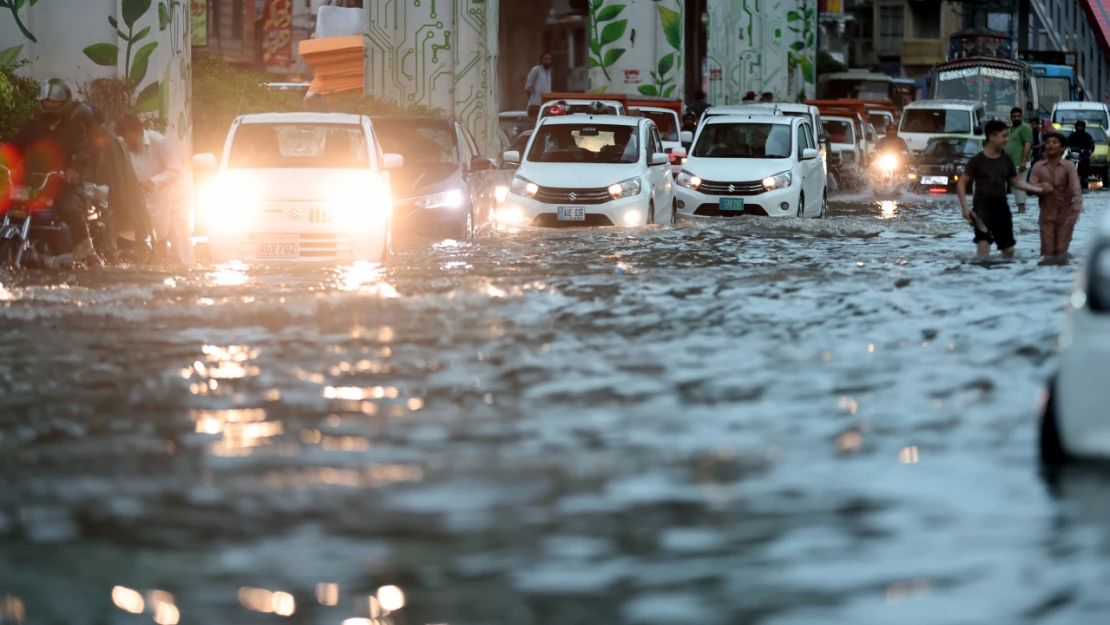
[118,115,190,264]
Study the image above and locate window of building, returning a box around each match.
[878,5,904,55]
[232,0,244,40]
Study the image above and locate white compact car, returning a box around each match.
[899,100,985,155]
[499,114,677,227]
[194,112,402,263]
[1051,101,1110,130]
[1041,220,1110,463]
[675,114,827,218]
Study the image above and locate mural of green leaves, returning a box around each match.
[787,6,816,85]
[0,43,22,67]
[638,0,683,98]
[589,0,627,84]
[81,0,165,114]
[1,0,39,43]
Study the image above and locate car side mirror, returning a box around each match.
[801,148,819,160]
[193,153,218,169]
[670,147,687,159]
[470,156,496,171]
[382,153,404,169]
[679,130,694,144]
[502,150,521,164]
[650,152,669,166]
[973,126,984,136]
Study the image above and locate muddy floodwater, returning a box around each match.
[2,194,1110,625]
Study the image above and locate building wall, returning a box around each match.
[586,0,686,100]
[365,0,500,156]
[705,0,817,104]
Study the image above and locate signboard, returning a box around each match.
[191,0,207,48]
[939,66,1020,82]
[624,70,641,85]
[263,0,293,68]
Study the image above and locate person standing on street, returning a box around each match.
[957,119,1048,258]
[1029,132,1083,257]
[118,115,188,264]
[1006,107,1033,213]
[760,92,774,103]
[686,90,711,120]
[525,52,553,110]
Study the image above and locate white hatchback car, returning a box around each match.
[195,113,401,263]
[675,114,827,218]
[1041,219,1110,463]
[499,114,677,227]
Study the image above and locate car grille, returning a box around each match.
[310,208,333,224]
[696,179,765,196]
[529,213,616,227]
[693,203,768,217]
[533,186,612,205]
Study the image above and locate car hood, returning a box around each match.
[221,168,383,201]
[516,163,643,188]
[388,163,464,199]
[683,157,794,181]
[916,154,973,167]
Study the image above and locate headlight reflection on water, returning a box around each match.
[336,261,397,296]
[878,200,898,219]
[208,261,250,286]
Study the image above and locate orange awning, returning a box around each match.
[298,36,364,96]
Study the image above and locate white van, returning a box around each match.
[898,100,985,155]
[1051,102,1110,130]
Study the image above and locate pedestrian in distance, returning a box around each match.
[957,119,1048,258]
[525,52,553,109]
[760,92,774,103]
[1006,107,1033,213]
[741,91,757,103]
[1029,132,1083,257]
[1028,118,1045,177]
[686,89,711,120]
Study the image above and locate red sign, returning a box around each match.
[263,0,293,67]
[710,69,722,81]
[624,70,641,85]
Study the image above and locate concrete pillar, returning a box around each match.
[499,0,555,112]
[587,0,686,100]
[366,0,501,156]
[705,0,817,104]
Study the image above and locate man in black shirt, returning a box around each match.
[1067,120,1096,152]
[873,123,912,157]
[957,119,1048,257]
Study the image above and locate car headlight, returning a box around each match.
[607,177,642,199]
[876,153,899,171]
[510,174,538,198]
[675,170,702,189]
[494,185,509,203]
[415,189,465,209]
[200,174,259,232]
[761,171,792,191]
[329,176,391,227]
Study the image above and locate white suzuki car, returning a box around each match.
[675,114,827,218]
[1041,218,1110,463]
[499,114,677,227]
[194,113,402,263]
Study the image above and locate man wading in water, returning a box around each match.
[957,119,1048,258]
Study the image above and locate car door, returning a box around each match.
[643,124,665,221]
[649,125,669,205]
[462,126,494,224]
[800,121,820,214]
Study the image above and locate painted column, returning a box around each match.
[705,0,817,104]
[0,0,193,216]
[586,0,685,100]
[365,0,500,156]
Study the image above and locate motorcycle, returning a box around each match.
[871,151,909,198]
[1066,148,1091,186]
[0,163,112,268]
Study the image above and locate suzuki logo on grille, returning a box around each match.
[728,184,736,192]
[291,207,302,220]
[569,192,578,201]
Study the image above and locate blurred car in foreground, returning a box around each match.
[911,135,983,194]
[372,116,497,239]
[194,112,401,263]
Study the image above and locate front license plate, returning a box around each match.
[719,197,745,211]
[558,206,585,221]
[921,176,948,185]
[9,186,29,201]
[256,236,299,259]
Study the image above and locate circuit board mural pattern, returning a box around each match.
[705,0,816,104]
[366,0,499,155]
[587,0,685,101]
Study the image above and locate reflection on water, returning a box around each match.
[878,199,898,219]
[192,409,283,456]
[208,261,250,286]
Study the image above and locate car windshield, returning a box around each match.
[822,119,855,144]
[527,124,640,164]
[1035,77,1072,112]
[642,111,679,142]
[869,113,891,130]
[227,123,368,169]
[1055,109,1108,127]
[934,66,1021,117]
[693,123,792,159]
[373,119,459,166]
[923,138,981,156]
[1058,126,1108,142]
[900,109,973,134]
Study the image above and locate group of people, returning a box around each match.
[959,107,1083,259]
[5,78,185,266]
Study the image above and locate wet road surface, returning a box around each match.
[1,193,1108,625]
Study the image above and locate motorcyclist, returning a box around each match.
[1067,120,1095,183]
[9,78,103,266]
[873,123,913,160]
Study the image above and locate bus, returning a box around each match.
[1029,63,1078,113]
[927,30,1038,122]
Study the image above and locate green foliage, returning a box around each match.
[0,62,40,142]
[191,58,439,155]
[589,2,628,83]
[0,44,22,67]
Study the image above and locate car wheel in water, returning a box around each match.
[1040,375,1068,466]
[671,198,678,224]
[797,194,805,218]
[647,201,655,225]
[819,190,828,219]
[453,210,473,241]
[380,226,392,265]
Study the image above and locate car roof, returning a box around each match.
[823,115,856,122]
[638,106,678,115]
[704,114,794,125]
[542,99,624,107]
[1054,102,1107,110]
[823,71,894,82]
[904,100,982,110]
[239,112,365,125]
[500,111,526,118]
[539,114,641,126]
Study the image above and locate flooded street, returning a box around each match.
[2,193,1109,625]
